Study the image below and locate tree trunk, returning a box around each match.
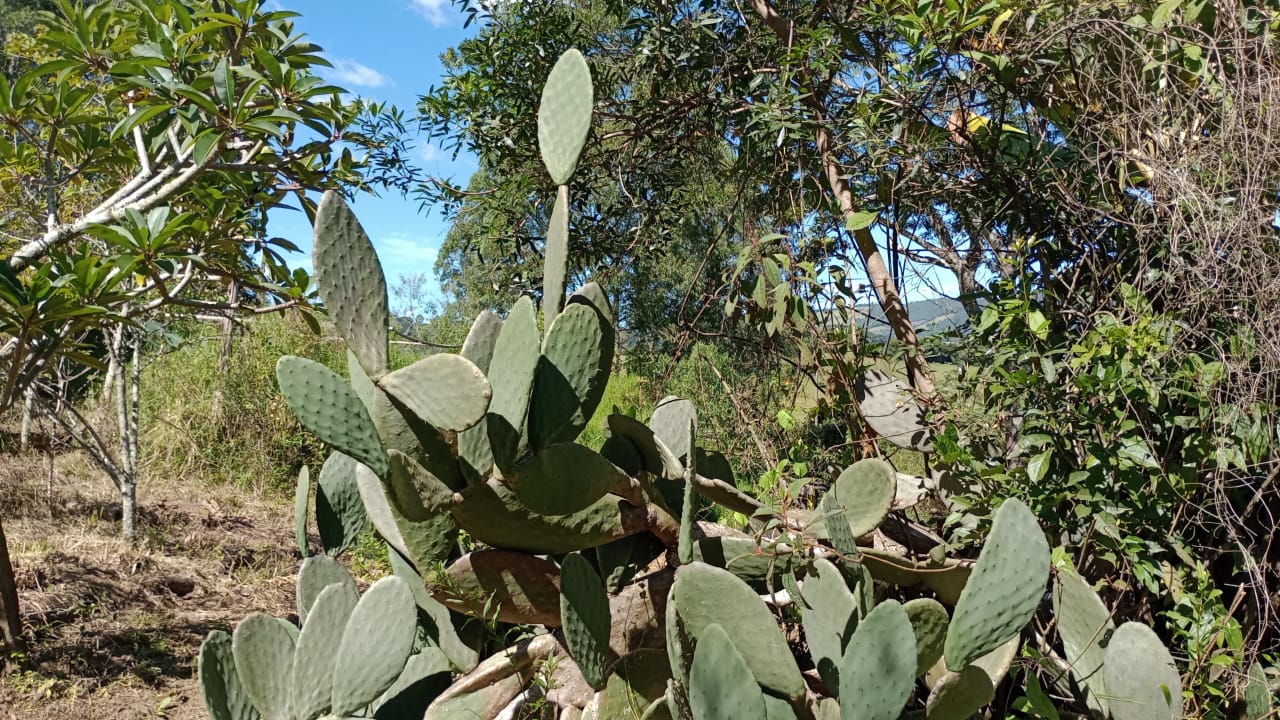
[0,515,23,658]
[211,280,238,424]
[114,328,141,545]
[748,0,937,399]
[19,384,34,452]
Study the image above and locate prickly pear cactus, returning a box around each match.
[201,47,1191,720]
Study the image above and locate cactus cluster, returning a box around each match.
[198,48,1191,720]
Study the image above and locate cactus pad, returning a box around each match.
[688,623,767,720]
[560,552,612,689]
[384,449,459,567]
[606,414,686,481]
[904,598,949,677]
[855,369,933,452]
[1053,568,1113,712]
[296,554,356,625]
[670,563,806,700]
[387,547,481,673]
[451,478,641,553]
[512,443,632,515]
[198,630,259,720]
[293,465,310,558]
[277,356,388,478]
[691,536,792,592]
[649,396,697,462]
[316,451,368,557]
[231,613,296,720]
[838,600,916,718]
[858,548,972,606]
[568,281,615,327]
[828,458,897,539]
[292,582,359,720]
[538,48,593,185]
[461,310,503,373]
[313,190,388,376]
[799,558,858,692]
[1102,622,1182,720]
[331,576,418,715]
[925,666,995,720]
[486,296,540,474]
[530,302,613,448]
[544,184,570,325]
[378,354,491,433]
[944,498,1048,669]
[1244,662,1272,720]
[438,550,563,626]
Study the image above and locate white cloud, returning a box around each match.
[415,142,442,164]
[376,233,440,270]
[410,0,453,26]
[329,59,390,89]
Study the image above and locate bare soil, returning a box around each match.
[0,450,303,720]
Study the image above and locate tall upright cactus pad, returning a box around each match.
[277,356,388,479]
[677,419,697,564]
[199,630,260,720]
[293,465,310,558]
[231,613,296,720]
[530,302,614,447]
[538,48,593,185]
[669,563,806,701]
[560,552,612,689]
[944,498,1048,669]
[458,309,500,480]
[461,309,503,373]
[316,451,368,557]
[838,600,917,719]
[799,557,859,692]
[313,190,388,376]
[1053,568,1113,713]
[544,185,571,323]
[688,623,767,720]
[378,354,491,433]
[331,577,418,715]
[1102,622,1183,720]
[291,582,359,720]
[486,296,540,474]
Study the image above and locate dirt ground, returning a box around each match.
[0,449,308,720]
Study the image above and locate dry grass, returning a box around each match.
[0,447,308,720]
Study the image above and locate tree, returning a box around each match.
[0,0,418,657]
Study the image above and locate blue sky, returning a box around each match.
[266,0,478,305]
[263,1,961,308]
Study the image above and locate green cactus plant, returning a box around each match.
[200,46,1193,720]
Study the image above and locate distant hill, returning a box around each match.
[853,296,976,342]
